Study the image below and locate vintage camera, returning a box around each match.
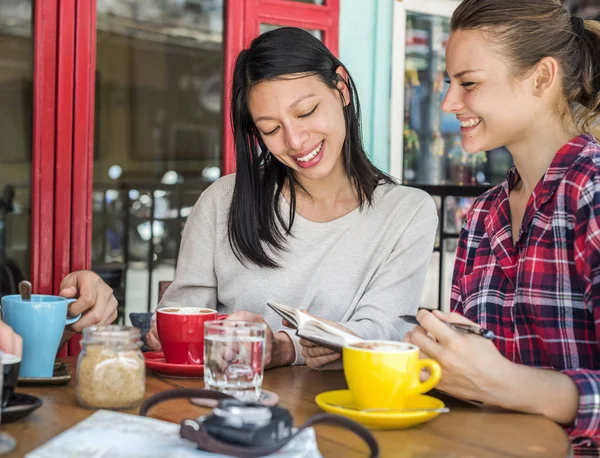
[200,399,294,447]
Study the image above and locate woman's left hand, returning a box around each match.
[298,337,343,371]
[405,309,513,405]
[226,311,294,369]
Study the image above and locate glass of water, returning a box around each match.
[0,352,16,454]
[204,321,266,402]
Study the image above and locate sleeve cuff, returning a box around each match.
[278,329,305,366]
[562,368,600,440]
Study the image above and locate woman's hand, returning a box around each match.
[226,311,294,369]
[298,337,342,370]
[285,312,355,371]
[59,270,118,332]
[0,320,22,357]
[405,309,580,425]
[404,309,513,406]
[146,318,161,351]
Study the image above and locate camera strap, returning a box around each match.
[140,388,380,458]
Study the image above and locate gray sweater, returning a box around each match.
[159,174,438,364]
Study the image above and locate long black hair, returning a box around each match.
[228,27,394,268]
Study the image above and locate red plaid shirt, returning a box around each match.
[451,134,600,455]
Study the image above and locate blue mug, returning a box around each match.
[1,295,81,378]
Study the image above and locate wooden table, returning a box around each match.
[4,358,571,457]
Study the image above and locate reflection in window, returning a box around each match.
[0,0,32,295]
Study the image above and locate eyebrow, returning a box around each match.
[445,70,484,79]
[254,93,318,122]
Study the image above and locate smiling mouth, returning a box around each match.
[460,118,482,128]
[295,141,323,162]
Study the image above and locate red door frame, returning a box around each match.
[53,0,77,291]
[56,0,97,285]
[32,0,96,295]
[223,0,340,175]
[31,0,96,355]
[31,0,60,295]
[45,0,97,287]
[66,0,97,355]
[70,0,97,276]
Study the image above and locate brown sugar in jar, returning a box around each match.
[76,325,145,409]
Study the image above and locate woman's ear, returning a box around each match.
[334,66,351,107]
[532,56,559,98]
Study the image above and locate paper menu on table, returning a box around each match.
[26,410,322,458]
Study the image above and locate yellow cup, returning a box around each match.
[343,341,441,410]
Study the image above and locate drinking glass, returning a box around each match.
[204,321,266,402]
[0,352,16,454]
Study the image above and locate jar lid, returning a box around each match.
[81,325,141,346]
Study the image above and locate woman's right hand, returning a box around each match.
[0,320,22,357]
[146,318,162,351]
[225,311,295,368]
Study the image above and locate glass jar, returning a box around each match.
[76,325,145,409]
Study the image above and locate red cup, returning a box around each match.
[157,307,227,365]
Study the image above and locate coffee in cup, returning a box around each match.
[159,307,216,314]
[343,340,441,410]
[156,307,226,365]
[1,354,21,407]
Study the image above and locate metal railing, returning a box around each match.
[92,180,210,319]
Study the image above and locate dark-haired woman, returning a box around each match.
[403,0,600,452]
[147,27,438,370]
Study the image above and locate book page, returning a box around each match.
[302,319,363,346]
[267,301,313,329]
[267,301,300,328]
[267,301,363,350]
[295,309,314,328]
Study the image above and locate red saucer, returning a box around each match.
[143,352,204,378]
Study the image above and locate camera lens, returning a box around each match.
[213,400,273,427]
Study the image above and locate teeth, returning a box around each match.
[460,118,482,128]
[296,142,323,162]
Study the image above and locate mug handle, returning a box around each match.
[65,298,82,325]
[413,358,442,395]
[217,314,228,321]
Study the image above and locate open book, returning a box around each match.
[267,301,363,353]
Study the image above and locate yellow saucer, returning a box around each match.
[315,390,445,430]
